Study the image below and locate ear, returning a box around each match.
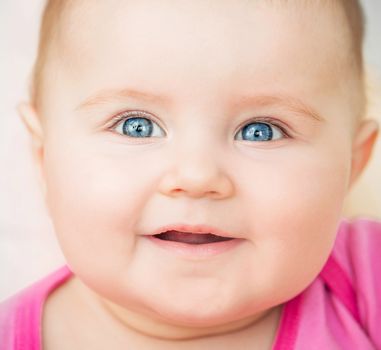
[17,102,47,199]
[348,118,379,189]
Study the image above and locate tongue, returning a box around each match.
[154,230,233,244]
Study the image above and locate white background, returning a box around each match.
[1,1,380,300]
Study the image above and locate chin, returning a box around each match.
[147,297,250,328]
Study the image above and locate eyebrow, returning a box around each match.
[76,88,325,122]
[76,88,171,110]
[231,94,325,122]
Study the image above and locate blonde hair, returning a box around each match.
[30,0,71,111]
[30,0,368,115]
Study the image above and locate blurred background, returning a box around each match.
[1,1,380,300]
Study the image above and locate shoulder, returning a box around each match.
[0,266,72,349]
[331,217,381,347]
[333,217,381,281]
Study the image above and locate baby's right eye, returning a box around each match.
[112,112,166,138]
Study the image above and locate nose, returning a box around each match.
[157,145,235,200]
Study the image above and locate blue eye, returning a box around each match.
[235,122,284,142]
[112,112,286,142]
[114,116,165,138]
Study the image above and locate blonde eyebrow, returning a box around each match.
[231,94,325,122]
[75,88,171,111]
[76,88,325,122]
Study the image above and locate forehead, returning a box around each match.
[49,0,356,113]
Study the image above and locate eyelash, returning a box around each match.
[108,110,155,129]
[107,110,291,140]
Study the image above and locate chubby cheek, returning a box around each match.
[238,142,351,300]
[43,135,158,283]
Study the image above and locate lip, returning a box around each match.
[145,235,245,259]
[142,223,244,259]
[148,223,237,238]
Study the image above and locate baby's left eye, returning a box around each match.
[234,122,285,142]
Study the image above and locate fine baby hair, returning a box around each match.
[1,1,381,349]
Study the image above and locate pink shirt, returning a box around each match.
[1,217,380,349]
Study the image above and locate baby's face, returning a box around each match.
[36,0,367,333]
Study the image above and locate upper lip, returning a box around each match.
[148,224,236,238]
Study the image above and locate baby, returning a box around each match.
[1,0,381,349]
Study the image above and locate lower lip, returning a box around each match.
[145,235,245,259]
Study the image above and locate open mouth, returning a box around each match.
[153,230,234,245]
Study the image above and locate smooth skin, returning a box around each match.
[19,1,378,349]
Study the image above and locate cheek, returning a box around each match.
[242,140,350,228]
[42,136,159,273]
[237,143,351,296]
